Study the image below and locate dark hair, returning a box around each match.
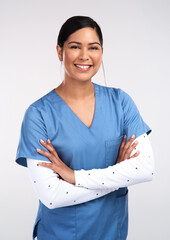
[57,16,103,48]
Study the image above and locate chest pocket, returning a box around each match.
[105,135,124,167]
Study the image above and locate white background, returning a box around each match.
[0,0,169,239]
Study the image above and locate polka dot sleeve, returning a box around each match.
[74,133,155,190]
[27,159,118,209]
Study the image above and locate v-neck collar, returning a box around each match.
[52,82,99,131]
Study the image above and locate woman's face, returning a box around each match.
[57,27,103,83]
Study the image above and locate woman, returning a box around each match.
[16,16,154,240]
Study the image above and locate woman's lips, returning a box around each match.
[74,64,92,71]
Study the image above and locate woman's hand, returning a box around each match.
[116,134,140,164]
[36,139,75,185]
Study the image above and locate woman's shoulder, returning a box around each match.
[95,82,129,100]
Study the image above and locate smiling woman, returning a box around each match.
[15,16,154,240]
[56,27,103,84]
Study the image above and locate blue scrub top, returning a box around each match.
[16,82,151,240]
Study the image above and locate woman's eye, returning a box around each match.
[90,47,98,50]
[70,46,79,49]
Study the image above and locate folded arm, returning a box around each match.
[27,158,118,209]
[74,133,155,190]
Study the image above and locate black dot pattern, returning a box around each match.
[30,134,152,209]
[74,144,151,191]
[76,167,140,189]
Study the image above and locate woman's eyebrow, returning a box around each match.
[67,41,101,46]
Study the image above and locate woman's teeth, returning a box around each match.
[75,64,91,69]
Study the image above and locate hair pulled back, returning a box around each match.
[57,16,103,48]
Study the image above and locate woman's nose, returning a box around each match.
[79,48,89,60]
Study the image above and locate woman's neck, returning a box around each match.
[56,79,95,102]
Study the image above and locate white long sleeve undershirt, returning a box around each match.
[27,133,154,209]
[74,133,155,189]
[27,159,117,209]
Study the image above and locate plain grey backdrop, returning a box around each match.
[1,0,169,239]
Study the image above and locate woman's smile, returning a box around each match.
[74,64,93,71]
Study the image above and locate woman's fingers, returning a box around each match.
[38,161,53,169]
[119,135,126,152]
[130,150,140,158]
[37,139,64,169]
[39,139,59,159]
[36,148,56,162]
[116,134,139,164]
[124,140,139,159]
[117,135,127,162]
[119,135,135,161]
[123,134,135,151]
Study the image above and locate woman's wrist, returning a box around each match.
[57,164,76,185]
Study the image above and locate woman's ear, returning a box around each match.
[56,45,63,61]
